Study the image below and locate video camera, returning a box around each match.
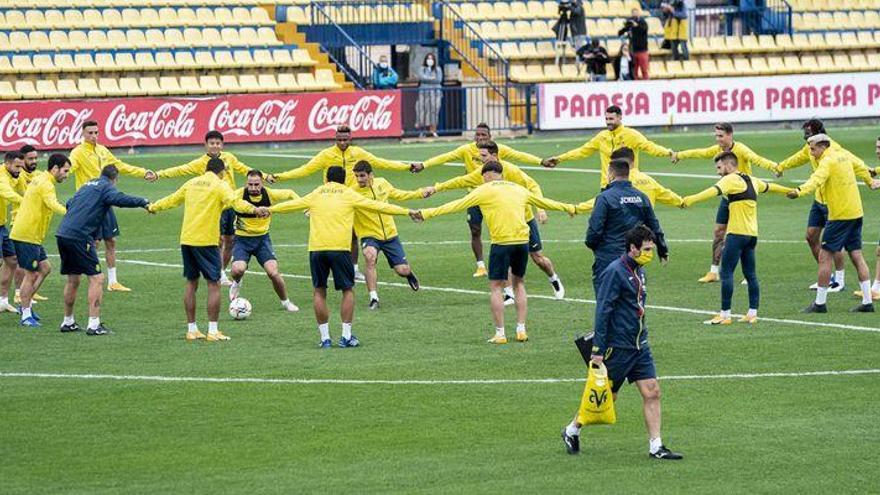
[558,0,573,16]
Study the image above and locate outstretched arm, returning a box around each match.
[421,190,482,220]
[575,197,595,214]
[423,147,466,169]
[681,185,720,208]
[499,144,542,166]
[269,195,312,214]
[361,149,412,173]
[102,150,149,178]
[556,136,600,163]
[41,186,66,215]
[348,189,411,215]
[527,193,575,215]
[148,185,186,213]
[156,158,202,179]
[273,154,327,182]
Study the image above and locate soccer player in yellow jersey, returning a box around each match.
[0,151,23,313]
[777,119,876,292]
[11,154,70,327]
[423,141,567,300]
[671,123,777,283]
[269,166,417,348]
[858,135,880,301]
[267,125,419,281]
[416,161,576,344]
[786,134,880,313]
[681,152,792,325]
[69,120,157,292]
[12,145,48,304]
[352,161,423,310]
[417,123,542,278]
[542,105,674,188]
[149,157,262,342]
[575,147,683,213]
[157,130,254,287]
[228,170,300,312]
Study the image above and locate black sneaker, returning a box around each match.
[802,302,827,313]
[368,299,379,310]
[86,324,111,336]
[59,322,81,333]
[406,273,420,291]
[649,445,683,460]
[850,303,875,313]
[561,428,580,455]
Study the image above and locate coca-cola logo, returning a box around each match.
[308,95,395,134]
[105,102,197,141]
[209,100,297,137]
[0,108,92,147]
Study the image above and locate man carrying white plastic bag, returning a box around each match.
[562,225,683,460]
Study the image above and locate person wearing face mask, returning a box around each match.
[561,224,683,461]
[372,55,398,90]
[585,158,668,296]
[416,53,443,138]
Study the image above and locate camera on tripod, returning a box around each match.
[558,0,573,16]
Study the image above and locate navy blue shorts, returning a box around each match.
[715,197,730,225]
[181,245,221,282]
[220,208,236,236]
[57,236,102,276]
[466,206,483,226]
[527,219,543,253]
[13,241,47,272]
[310,250,355,290]
[232,234,276,267]
[807,200,829,229]
[604,346,657,393]
[0,225,14,258]
[488,243,529,280]
[93,208,119,241]
[361,236,408,268]
[822,218,863,253]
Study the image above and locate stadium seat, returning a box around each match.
[839,31,859,48]
[542,64,563,82]
[178,76,201,94]
[277,73,301,91]
[15,80,40,100]
[292,49,316,66]
[54,53,75,72]
[233,50,256,68]
[682,60,702,78]
[56,79,82,98]
[649,59,667,79]
[757,34,776,51]
[199,75,224,94]
[139,77,164,96]
[775,34,794,52]
[782,54,802,74]
[253,49,274,67]
[849,53,870,70]
[0,81,16,101]
[716,57,735,76]
[800,55,818,72]
[690,37,710,54]
[733,57,753,75]
[213,50,236,68]
[116,52,138,71]
[134,52,157,70]
[159,76,184,95]
[315,68,342,89]
[698,58,718,76]
[99,78,126,97]
[194,51,216,68]
[174,51,198,70]
[750,56,772,75]
[665,60,683,78]
[219,74,241,92]
[12,55,34,73]
[298,72,324,91]
[78,78,104,98]
[119,77,141,96]
[740,36,759,53]
[256,74,280,92]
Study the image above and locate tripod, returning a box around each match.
[554,11,572,68]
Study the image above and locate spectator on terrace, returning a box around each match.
[662,0,690,60]
[577,39,610,82]
[618,8,650,79]
[416,53,442,138]
[372,55,399,89]
[613,43,635,81]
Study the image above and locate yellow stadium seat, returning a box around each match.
[458,3,478,20]
[782,55,801,73]
[86,30,109,49]
[258,27,280,45]
[219,74,241,92]
[133,52,157,70]
[174,51,198,69]
[866,52,880,68]
[755,34,775,52]
[213,50,236,68]
[648,59,667,79]
[94,52,115,70]
[832,11,848,28]
[142,8,163,27]
[315,68,342,90]
[178,76,201,94]
[53,53,75,72]
[277,73,301,92]
[286,6,308,24]
[596,19,615,37]
[733,57,754,75]
[138,77,163,96]
[120,8,140,27]
[865,11,880,29]
[510,1,530,19]
[509,64,529,82]
[839,31,858,48]
[664,60,683,78]
[766,56,785,74]
[793,33,813,50]
[587,1,608,18]
[176,8,197,26]
[681,60,701,77]
[725,36,744,53]
[823,32,841,48]
[107,30,128,49]
[99,78,125,97]
[118,77,141,96]
[740,35,759,53]
[270,48,294,67]
[221,27,241,45]
[0,56,9,74]
[501,42,521,59]
[800,12,818,29]
[645,17,662,33]
[774,34,793,51]
[15,80,40,100]
[791,13,806,30]
[232,7,253,24]
[832,53,852,72]
[10,31,30,51]
[512,21,533,39]
[11,55,33,73]
[690,37,709,54]
[535,41,555,57]
[56,79,82,98]
[716,57,735,76]
[28,31,51,51]
[0,81,17,101]
[494,2,514,20]
[31,53,54,73]
[194,51,215,68]
[25,10,47,29]
[45,9,64,29]
[257,74,279,92]
[849,53,870,70]
[115,52,137,71]
[178,28,203,47]
[518,42,538,59]
[49,31,70,49]
[100,8,122,27]
[159,76,183,95]
[476,2,494,20]
[233,50,256,67]
[63,10,85,28]
[856,31,877,48]
[541,64,563,82]
[73,52,94,70]
[199,75,224,94]
[78,78,103,98]
[153,51,175,69]
[800,55,818,73]
[705,36,724,53]
[751,57,772,75]
[292,48,316,66]
[479,22,499,39]
[813,54,834,72]
[196,8,216,25]
[698,58,718,76]
[4,10,25,27]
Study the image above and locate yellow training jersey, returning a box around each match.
[352,177,423,241]
[158,152,251,190]
[685,173,790,237]
[274,145,410,187]
[675,141,776,175]
[149,172,256,246]
[69,141,147,190]
[575,170,683,213]
[422,180,575,245]
[423,142,542,173]
[778,139,873,205]
[11,169,43,222]
[556,125,672,187]
[434,160,543,221]
[232,186,299,237]
[796,148,863,221]
[269,182,411,251]
[0,165,22,226]
[9,172,66,245]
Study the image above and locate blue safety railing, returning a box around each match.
[308,2,377,89]
[301,0,434,46]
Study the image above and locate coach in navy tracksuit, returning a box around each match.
[585,159,668,294]
[55,165,150,336]
[561,225,682,460]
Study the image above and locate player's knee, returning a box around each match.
[364,249,378,265]
[104,238,116,249]
[394,264,411,276]
[644,382,661,402]
[231,262,246,276]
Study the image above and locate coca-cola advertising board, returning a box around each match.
[539,72,880,130]
[0,90,402,149]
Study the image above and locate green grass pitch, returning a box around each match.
[2,126,879,493]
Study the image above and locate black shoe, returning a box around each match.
[561,428,580,455]
[86,324,111,336]
[368,299,379,310]
[551,279,562,292]
[649,445,683,460]
[406,273,420,291]
[59,322,81,333]
[851,303,875,313]
[802,302,827,313]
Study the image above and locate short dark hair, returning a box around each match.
[246,169,263,179]
[326,165,346,184]
[206,157,226,174]
[476,122,491,132]
[19,145,36,155]
[606,105,622,116]
[625,224,656,251]
[82,120,99,130]
[336,125,351,134]
[802,118,825,137]
[47,153,70,171]
[714,122,734,134]
[4,151,23,162]
[101,164,119,180]
[481,161,503,175]
[609,158,630,177]
[204,130,224,142]
[353,160,372,174]
[477,141,499,156]
[610,147,635,163]
[714,151,739,166]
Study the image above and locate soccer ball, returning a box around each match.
[228,298,252,320]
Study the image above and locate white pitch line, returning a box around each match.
[114,258,880,334]
[0,368,877,386]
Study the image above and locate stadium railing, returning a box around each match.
[307,2,378,89]
[398,84,531,136]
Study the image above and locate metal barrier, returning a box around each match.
[691,1,791,37]
[309,2,379,89]
[303,0,434,46]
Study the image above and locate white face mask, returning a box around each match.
[379,62,388,69]
[426,59,435,67]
